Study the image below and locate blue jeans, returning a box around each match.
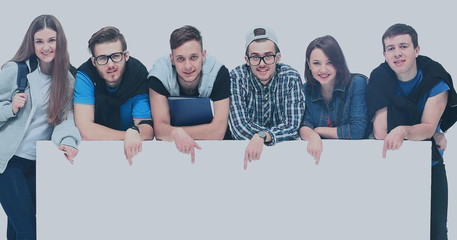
[431,161,448,240]
[0,156,36,240]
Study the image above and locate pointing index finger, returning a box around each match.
[382,140,388,159]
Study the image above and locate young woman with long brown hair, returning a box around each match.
[0,14,81,239]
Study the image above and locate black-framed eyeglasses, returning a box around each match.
[93,51,126,65]
[247,54,277,66]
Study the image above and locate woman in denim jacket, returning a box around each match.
[299,35,368,164]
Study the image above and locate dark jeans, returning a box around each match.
[0,156,36,240]
[431,161,448,240]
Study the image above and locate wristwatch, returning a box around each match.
[257,131,268,143]
[129,125,140,134]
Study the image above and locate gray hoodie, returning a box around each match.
[0,61,81,173]
[148,55,222,97]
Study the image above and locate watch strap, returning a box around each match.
[129,125,140,134]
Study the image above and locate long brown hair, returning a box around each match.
[9,14,71,126]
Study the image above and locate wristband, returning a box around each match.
[138,120,154,127]
[129,125,140,134]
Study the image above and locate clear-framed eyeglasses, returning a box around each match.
[247,54,277,66]
[93,51,127,65]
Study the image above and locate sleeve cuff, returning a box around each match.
[300,120,314,130]
[59,137,78,150]
[0,104,16,120]
[265,130,276,146]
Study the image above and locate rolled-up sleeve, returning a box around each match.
[229,67,265,140]
[266,79,305,145]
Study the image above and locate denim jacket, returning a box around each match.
[301,74,368,139]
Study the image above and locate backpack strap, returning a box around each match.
[15,59,76,93]
[15,61,30,93]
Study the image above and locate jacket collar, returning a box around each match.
[310,81,346,103]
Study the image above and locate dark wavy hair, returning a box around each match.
[304,35,351,88]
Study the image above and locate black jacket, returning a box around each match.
[366,55,457,162]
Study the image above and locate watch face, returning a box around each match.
[258,131,266,138]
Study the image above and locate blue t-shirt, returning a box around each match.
[74,71,152,131]
[395,68,449,163]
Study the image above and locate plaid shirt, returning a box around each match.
[229,63,305,145]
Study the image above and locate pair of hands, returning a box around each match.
[382,127,447,158]
[163,128,268,169]
[126,127,203,165]
[14,93,147,166]
[306,126,447,162]
[58,129,143,166]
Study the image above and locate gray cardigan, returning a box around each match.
[0,61,81,173]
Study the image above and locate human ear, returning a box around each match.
[170,54,175,65]
[415,46,421,57]
[202,49,206,62]
[276,52,281,63]
[124,51,130,61]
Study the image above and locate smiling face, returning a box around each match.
[34,28,57,71]
[308,48,336,87]
[92,40,129,88]
[383,34,420,82]
[171,40,206,89]
[245,40,281,85]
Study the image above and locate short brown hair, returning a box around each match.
[382,23,418,52]
[88,26,127,56]
[169,25,202,50]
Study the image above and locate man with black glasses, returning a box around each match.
[229,25,306,169]
[74,26,153,165]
